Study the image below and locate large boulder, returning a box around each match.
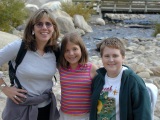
[40,1,61,11]
[150,66,160,77]
[0,31,20,49]
[56,17,76,34]
[73,15,93,33]
[25,4,39,14]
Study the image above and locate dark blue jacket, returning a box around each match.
[90,65,151,120]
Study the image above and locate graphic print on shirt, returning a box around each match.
[97,85,119,120]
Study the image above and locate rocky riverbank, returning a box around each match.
[1,14,160,120]
[0,36,160,119]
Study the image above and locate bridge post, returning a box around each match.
[129,0,132,12]
[145,1,147,12]
[113,0,117,12]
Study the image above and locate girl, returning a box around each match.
[58,32,98,120]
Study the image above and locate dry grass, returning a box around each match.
[61,1,95,21]
[153,23,160,37]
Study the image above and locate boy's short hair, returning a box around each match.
[100,37,125,57]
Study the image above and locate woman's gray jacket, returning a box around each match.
[2,89,59,120]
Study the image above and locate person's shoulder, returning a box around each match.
[122,65,134,76]
[122,65,146,87]
[87,62,98,72]
[3,39,22,52]
[88,62,98,79]
[0,39,23,61]
[88,62,97,68]
[8,39,22,47]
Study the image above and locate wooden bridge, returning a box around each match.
[100,0,160,16]
[72,0,160,18]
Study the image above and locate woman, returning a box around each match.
[0,9,60,120]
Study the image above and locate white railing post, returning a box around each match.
[145,0,147,12]
[129,0,132,12]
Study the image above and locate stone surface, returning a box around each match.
[0,14,160,119]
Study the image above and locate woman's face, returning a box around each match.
[33,16,54,45]
[102,46,125,78]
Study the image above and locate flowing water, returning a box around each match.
[82,14,160,56]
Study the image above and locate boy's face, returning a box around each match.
[102,46,125,77]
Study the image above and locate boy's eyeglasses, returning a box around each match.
[34,22,53,28]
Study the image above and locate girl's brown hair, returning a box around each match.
[23,8,60,52]
[59,32,88,68]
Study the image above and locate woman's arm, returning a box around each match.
[0,40,28,104]
[0,77,27,104]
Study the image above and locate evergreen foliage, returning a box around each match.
[0,0,28,32]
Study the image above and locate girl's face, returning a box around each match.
[64,41,82,69]
[102,46,125,78]
[33,16,54,45]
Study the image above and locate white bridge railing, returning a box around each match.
[72,0,160,18]
[100,0,160,18]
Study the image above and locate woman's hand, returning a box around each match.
[2,86,28,104]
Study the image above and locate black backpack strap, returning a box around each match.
[15,41,27,70]
[54,47,60,63]
[15,41,27,89]
[9,41,27,89]
[53,46,60,83]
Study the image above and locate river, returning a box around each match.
[82,14,160,56]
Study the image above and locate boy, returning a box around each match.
[90,38,151,120]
